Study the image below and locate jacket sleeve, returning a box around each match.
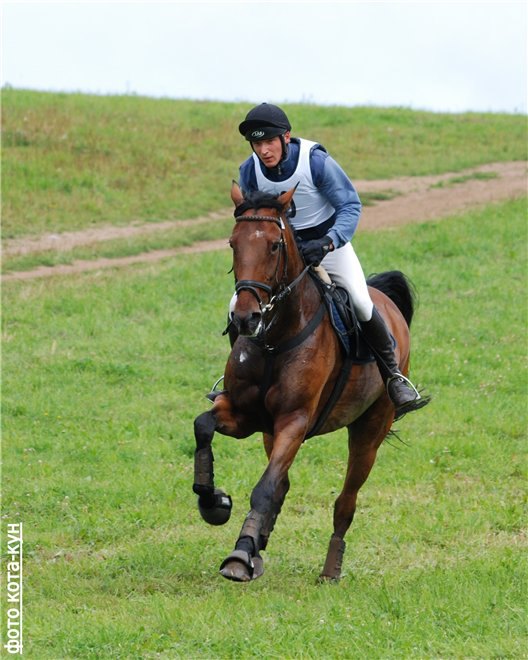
[314,155,362,248]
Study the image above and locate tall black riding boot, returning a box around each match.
[360,307,429,419]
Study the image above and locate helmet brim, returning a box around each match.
[240,124,287,142]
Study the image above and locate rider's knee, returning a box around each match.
[355,299,374,322]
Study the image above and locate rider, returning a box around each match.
[230,102,428,419]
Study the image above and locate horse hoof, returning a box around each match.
[318,573,341,584]
[197,489,232,526]
[219,550,264,582]
[220,560,252,582]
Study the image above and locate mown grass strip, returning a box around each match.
[1,194,403,274]
[360,189,401,205]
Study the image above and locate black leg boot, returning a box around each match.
[360,307,430,419]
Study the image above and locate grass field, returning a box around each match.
[2,89,527,239]
[2,196,526,658]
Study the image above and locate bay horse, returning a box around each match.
[192,182,418,582]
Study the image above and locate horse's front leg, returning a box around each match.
[193,394,256,526]
[219,414,307,582]
[259,433,290,551]
[192,409,233,525]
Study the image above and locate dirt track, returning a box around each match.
[3,161,526,282]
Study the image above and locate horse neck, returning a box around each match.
[269,220,321,335]
[283,220,305,282]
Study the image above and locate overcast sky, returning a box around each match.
[2,1,527,114]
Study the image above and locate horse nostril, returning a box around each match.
[233,311,262,336]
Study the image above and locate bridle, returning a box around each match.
[233,213,310,319]
[230,207,327,371]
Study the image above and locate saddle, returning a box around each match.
[310,268,376,364]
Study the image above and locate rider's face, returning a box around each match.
[251,132,291,168]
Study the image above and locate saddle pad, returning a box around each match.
[328,293,377,363]
[309,270,396,364]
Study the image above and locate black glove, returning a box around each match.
[299,236,334,266]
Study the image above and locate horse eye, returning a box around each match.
[271,241,281,253]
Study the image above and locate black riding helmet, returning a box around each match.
[239,103,292,166]
[239,103,291,140]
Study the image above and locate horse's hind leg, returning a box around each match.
[320,399,394,581]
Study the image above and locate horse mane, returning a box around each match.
[234,190,285,218]
[367,271,416,328]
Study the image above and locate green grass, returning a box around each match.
[2,197,526,658]
[2,89,526,239]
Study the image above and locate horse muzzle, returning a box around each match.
[232,311,263,338]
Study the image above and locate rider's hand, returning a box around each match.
[299,236,334,266]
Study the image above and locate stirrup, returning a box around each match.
[387,374,431,420]
[206,376,225,402]
[386,373,422,399]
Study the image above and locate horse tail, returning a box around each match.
[367,270,416,328]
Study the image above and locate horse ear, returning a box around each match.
[278,183,298,211]
[231,180,245,208]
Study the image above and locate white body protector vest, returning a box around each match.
[245,138,374,321]
[252,138,335,231]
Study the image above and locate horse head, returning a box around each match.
[229,182,301,338]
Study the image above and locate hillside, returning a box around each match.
[3,89,527,240]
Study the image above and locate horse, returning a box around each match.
[192,182,418,582]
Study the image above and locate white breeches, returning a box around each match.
[229,242,374,322]
[320,242,373,321]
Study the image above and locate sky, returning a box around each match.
[2,1,527,114]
